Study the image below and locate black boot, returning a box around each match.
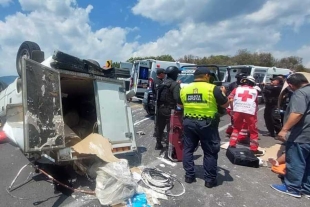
[155,142,163,150]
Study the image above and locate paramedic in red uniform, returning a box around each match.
[226,73,248,137]
[228,76,264,156]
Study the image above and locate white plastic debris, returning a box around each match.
[95,159,137,206]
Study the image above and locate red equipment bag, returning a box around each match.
[168,109,184,162]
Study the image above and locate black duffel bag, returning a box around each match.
[226,147,260,168]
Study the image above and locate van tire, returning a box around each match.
[87,59,101,67]
[16,41,41,77]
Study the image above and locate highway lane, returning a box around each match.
[0,101,309,207]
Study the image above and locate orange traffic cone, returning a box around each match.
[0,131,7,142]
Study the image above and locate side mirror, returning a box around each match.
[213,81,222,86]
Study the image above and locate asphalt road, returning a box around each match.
[0,100,309,207]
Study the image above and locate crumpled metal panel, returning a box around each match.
[23,59,65,152]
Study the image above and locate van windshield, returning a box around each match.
[253,73,265,83]
[177,73,195,83]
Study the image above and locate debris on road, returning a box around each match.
[72,133,120,163]
[136,131,146,135]
[95,159,137,206]
[140,168,185,197]
[156,157,177,167]
[261,143,285,165]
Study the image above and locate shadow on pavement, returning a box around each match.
[195,165,234,186]
[258,129,269,135]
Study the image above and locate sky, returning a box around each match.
[0,0,310,76]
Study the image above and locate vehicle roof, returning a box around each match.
[134,59,194,64]
[228,65,293,71]
[181,64,228,68]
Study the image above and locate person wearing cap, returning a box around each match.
[228,76,264,156]
[152,68,166,137]
[262,77,283,138]
[155,66,180,150]
[178,67,229,188]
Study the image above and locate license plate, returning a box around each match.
[142,84,147,88]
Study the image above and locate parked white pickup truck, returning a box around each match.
[0,41,139,164]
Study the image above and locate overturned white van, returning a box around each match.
[0,41,138,164]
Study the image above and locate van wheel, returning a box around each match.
[16,41,41,77]
[87,59,100,67]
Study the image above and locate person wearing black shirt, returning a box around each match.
[155,66,180,150]
[262,77,283,137]
[152,68,166,137]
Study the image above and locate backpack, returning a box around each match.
[157,81,178,106]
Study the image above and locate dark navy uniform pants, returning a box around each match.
[182,117,221,183]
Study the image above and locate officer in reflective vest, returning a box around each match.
[228,76,264,156]
[178,67,229,188]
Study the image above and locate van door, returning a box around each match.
[94,78,137,154]
[127,62,139,99]
[22,58,65,152]
[136,61,151,97]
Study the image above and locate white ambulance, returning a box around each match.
[128,59,195,98]
[221,65,292,104]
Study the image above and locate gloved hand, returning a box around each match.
[254,86,261,92]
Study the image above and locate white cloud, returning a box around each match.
[0,0,139,76]
[132,19,281,58]
[1,0,310,76]
[132,0,207,24]
[245,0,310,31]
[0,0,11,7]
[131,0,310,66]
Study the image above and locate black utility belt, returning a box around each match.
[184,116,214,121]
[159,104,174,109]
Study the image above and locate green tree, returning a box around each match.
[126,51,310,73]
[112,62,120,68]
[126,54,175,63]
[275,56,303,70]
[232,49,255,65]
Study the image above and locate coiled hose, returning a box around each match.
[140,168,185,197]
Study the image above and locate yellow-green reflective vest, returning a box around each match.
[180,82,217,119]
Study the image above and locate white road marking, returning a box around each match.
[132,106,266,129]
[132,107,144,113]
[134,117,152,126]
[218,106,265,132]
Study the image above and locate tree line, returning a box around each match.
[112,49,308,72]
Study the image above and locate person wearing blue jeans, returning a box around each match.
[178,67,229,188]
[271,73,310,198]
